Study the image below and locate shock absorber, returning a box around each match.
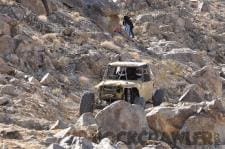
[127,88,131,103]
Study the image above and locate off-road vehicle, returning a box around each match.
[79,61,164,115]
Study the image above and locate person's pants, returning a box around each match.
[125,24,134,38]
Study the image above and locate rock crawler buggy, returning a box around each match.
[79,61,165,115]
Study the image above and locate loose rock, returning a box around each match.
[95,101,150,145]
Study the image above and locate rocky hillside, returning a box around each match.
[0,0,225,148]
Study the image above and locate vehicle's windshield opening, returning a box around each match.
[106,66,142,80]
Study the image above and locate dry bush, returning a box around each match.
[52,88,63,97]
[133,26,143,36]
[70,12,85,22]
[42,33,59,42]
[57,56,70,67]
[113,35,126,47]
[76,32,90,45]
[38,15,48,22]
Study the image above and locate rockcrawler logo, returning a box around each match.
[100,130,149,145]
[177,131,221,145]
[100,130,222,145]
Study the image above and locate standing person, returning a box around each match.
[123,16,134,38]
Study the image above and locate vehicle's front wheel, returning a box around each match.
[79,92,95,115]
[152,89,165,106]
[134,96,145,108]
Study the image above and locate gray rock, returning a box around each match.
[186,66,223,97]
[0,16,10,35]
[95,101,150,145]
[198,1,210,12]
[14,117,50,130]
[0,75,7,84]
[0,96,10,106]
[45,137,58,145]
[178,113,225,146]
[50,120,68,130]
[96,138,115,149]
[136,13,155,24]
[0,129,22,139]
[80,0,119,33]
[203,99,225,113]
[73,112,98,139]
[163,48,206,67]
[0,58,13,74]
[71,136,96,149]
[40,73,56,86]
[179,84,205,103]
[6,54,19,65]
[28,76,41,86]
[0,35,14,57]
[18,0,51,15]
[14,70,26,79]
[81,0,119,16]
[115,141,128,149]
[146,103,201,142]
[147,40,183,58]
[0,84,17,96]
[47,143,65,149]
[142,140,171,149]
[54,127,72,139]
[59,135,74,146]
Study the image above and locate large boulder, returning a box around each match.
[0,96,10,106]
[50,120,68,130]
[15,37,55,72]
[0,16,10,36]
[0,84,18,96]
[186,66,223,97]
[0,129,22,139]
[95,101,150,145]
[96,138,116,149]
[147,40,183,57]
[178,111,225,147]
[136,13,156,24]
[81,0,119,16]
[0,35,14,57]
[80,0,120,33]
[0,58,13,74]
[19,0,46,15]
[115,0,150,11]
[146,103,200,143]
[178,84,205,103]
[198,1,210,12]
[73,112,98,140]
[163,48,207,67]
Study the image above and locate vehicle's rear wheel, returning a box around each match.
[152,89,165,106]
[79,92,95,115]
[134,96,145,108]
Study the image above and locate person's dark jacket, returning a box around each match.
[123,16,133,29]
